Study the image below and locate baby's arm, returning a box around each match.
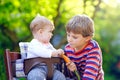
[51,49,64,57]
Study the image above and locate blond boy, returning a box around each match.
[64,14,104,80]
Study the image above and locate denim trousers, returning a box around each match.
[27,65,66,80]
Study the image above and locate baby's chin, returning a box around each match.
[43,41,50,44]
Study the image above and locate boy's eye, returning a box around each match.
[73,36,77,39]
[73,37,77,39]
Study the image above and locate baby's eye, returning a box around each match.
[49,30,53,33]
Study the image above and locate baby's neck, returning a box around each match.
[34,38,49,45]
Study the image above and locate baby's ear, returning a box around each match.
[38,29,43,33]
[85,36,92,42]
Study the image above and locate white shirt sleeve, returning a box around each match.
[27,39,55,58]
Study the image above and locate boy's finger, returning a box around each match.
[66,61,72,66]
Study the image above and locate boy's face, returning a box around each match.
[67,31,91,51]
[40,25,54,44]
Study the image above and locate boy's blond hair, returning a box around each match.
[30,14,54,36]
[66,14,94,37]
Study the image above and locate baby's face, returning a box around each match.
[40,25,54,44]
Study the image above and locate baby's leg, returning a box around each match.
[53,70,66,80]
[27,66,47,80]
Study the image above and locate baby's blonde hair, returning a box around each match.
[66,14,94,37]
[30,14,54,36]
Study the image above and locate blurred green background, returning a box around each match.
[0,0,120,80]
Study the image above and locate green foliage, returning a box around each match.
[0,0,120,79]
[94,1,120,79]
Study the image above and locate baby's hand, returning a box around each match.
[52,49,64,57]
[56,49,64,56]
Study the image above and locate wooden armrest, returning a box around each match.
[24,57,62,80]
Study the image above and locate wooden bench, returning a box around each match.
[4,49,63,80]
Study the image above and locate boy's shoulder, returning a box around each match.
[65,44,71,49]
[89,40,100,48]
[64,44,74,51]
[87,40,102,53]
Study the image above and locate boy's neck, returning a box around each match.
[75,41,90,52]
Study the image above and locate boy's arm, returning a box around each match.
[82,50,102,80]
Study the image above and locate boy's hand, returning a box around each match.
[66,61,77,72]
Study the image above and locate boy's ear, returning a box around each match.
[85,36,92,42]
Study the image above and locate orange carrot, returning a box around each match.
[61,54,71,63]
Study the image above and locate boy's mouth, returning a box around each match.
[69,43,74,46]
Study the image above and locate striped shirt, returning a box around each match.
[64,40,104,80]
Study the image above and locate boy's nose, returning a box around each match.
[68,37,72,42]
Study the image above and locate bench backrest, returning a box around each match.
[4,49,21,80]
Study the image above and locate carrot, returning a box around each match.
[60,54,80,80]
[61,54,71,63]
